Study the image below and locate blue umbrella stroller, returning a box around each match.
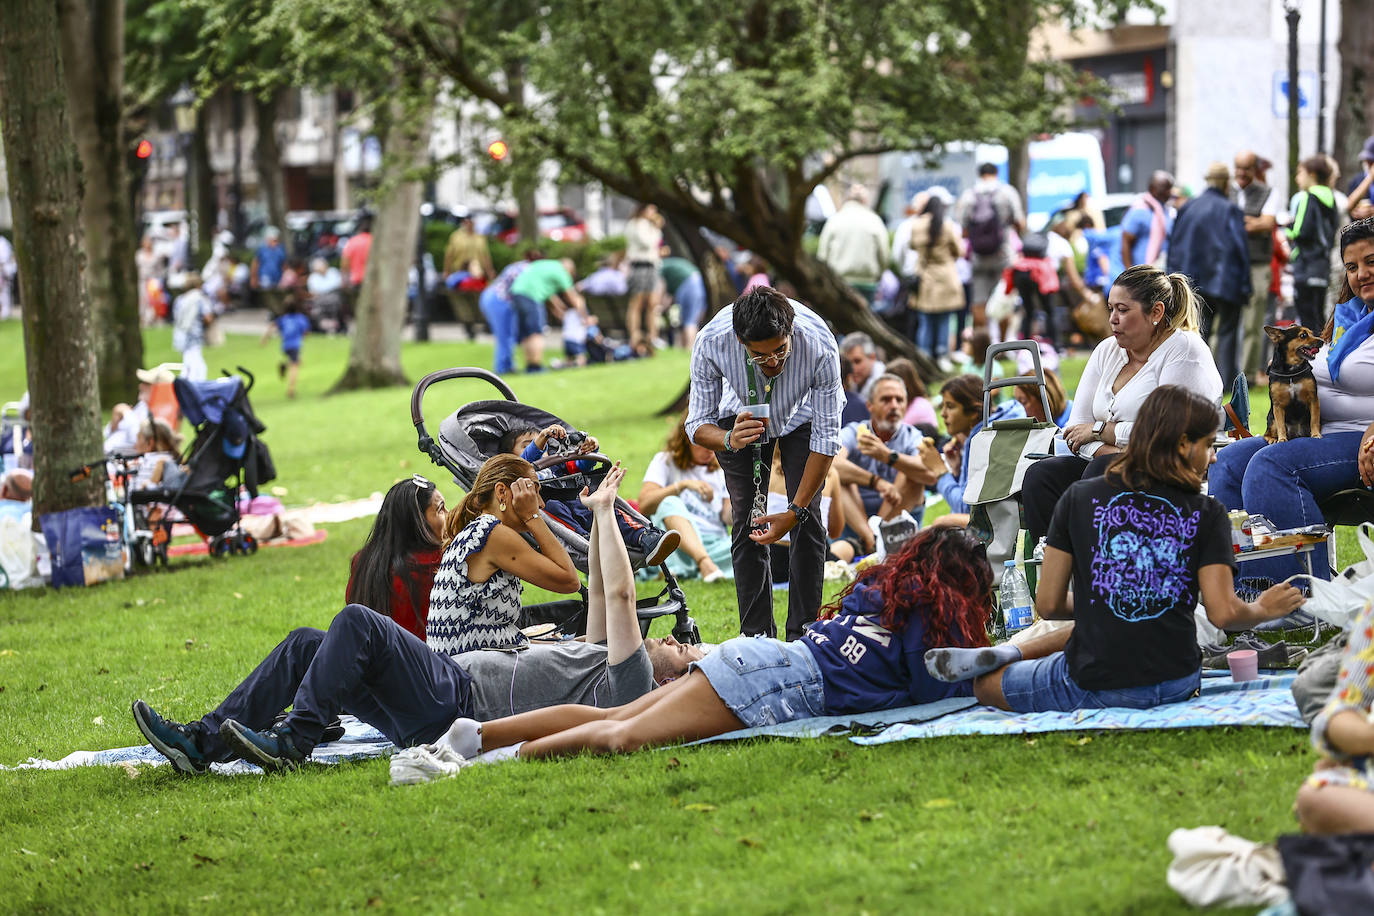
[410,367,700,644]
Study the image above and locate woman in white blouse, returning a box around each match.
[623,203,664,354]
[1020,264,1222,543]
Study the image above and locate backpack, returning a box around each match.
[967,189,1004,256]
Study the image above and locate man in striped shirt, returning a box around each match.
[686,286,844,640]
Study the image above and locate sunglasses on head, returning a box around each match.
[412,474,432,490]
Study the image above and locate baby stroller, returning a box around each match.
[89,368,274,566]
[411,367,700,644]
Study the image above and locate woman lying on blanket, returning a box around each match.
[1294,598,1374,834]
[923,384,1305,713]
[439,525,993,762]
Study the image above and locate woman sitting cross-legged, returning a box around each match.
[344,475,448,642]
[924,385,1304,713]
[439,526,993,762]
[426,454,583,655]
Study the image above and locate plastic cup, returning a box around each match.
[1226,649,1259,682]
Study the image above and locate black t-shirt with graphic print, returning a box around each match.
[1046,475,1235,690]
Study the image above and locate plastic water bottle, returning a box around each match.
[999,560,1034,635]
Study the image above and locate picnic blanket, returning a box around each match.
[4,717,393,776]
[166,528,328,557]
[5,674,1304,773]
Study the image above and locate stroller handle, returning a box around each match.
[981,340,1052,423]
[410,367,518,470]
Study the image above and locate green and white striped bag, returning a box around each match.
[962,417,1059,506]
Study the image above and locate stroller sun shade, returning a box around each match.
[438,400,574,486]
[175,377,250,459]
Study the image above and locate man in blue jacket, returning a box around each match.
[1167,162,1252,385]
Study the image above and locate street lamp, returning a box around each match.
[1284,0,1301,195]
[170,87,198,260]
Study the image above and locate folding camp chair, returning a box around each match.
[962,340,1059,589]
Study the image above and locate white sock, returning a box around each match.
[476,742,524,765]
[439,717,482,759]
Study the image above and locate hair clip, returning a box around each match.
[412,474,432,490]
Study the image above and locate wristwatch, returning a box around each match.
[786,502,811,525]
[1091,420,1106,442]
[886,449,899,467]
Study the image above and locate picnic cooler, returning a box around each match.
[962,340,1058,588]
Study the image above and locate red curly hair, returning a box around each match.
[821,527,992,649]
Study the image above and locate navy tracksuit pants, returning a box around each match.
[187,604,473,760]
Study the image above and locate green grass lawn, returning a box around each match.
[0,319,1334,913]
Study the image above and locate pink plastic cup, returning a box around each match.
[1227,649,1259,682]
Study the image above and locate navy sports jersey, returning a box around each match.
[801,582,972,714]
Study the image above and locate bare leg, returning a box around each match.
[520,670,742,758]
[838,483,875,552]
[972,626,1074,710]
[479,674,695,750]
[522,333,544,369]
[661,514,715,575]
[877,472,925,521]
[1296,783,1374,834]
[626,292,647,348]
[286,361,300,398]
[583,513,607,644]
[828,539,855,563]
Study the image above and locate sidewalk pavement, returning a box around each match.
[216,308,512,345]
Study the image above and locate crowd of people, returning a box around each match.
[80,138,1372,850]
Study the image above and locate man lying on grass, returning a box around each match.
[410,525,992,769]
[131,466,702,773]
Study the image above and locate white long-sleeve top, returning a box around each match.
[1068,330,1222,459]
[624,217,662,266]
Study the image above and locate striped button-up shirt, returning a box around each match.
[685,299,844,456]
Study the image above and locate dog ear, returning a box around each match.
[1264,325,1286,343]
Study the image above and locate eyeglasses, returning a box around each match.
[412,474,432,490]
[745,338,791,366]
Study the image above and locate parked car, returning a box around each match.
[483,207,588,245]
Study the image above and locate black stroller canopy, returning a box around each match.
[438,400,573,486]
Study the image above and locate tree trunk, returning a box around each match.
[254,88,291,256]
[193,104,217,265]
[1006,138,1031,214]
[331,95,433,392]
[1334,0,1374,177]
[0,0,107,518]
[505,61,539,243]
[58,0,143,408]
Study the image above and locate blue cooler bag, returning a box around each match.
[40,506,126,588]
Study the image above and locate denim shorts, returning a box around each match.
[999,651,1200,714]
[690,636,826,727]
[675,273,707,328]
[511,294,547,340]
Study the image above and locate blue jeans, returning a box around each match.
[188,604,472,759]
[999,651,1200,713]
[917,311,949,358]
[1209,431,1364,580]
[510,293,547,341]
[479,287,517,374]
[675,273,707,329]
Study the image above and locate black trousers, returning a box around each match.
[1021,452,1119,544]
[717,420,825,640]
[1199,295,1244,386]
[187,604,472,760]
[1294,285,1327,332]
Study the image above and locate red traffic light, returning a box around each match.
[487,139,509,161]
[135,139,154,159]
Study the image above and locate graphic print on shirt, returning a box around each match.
[1090,492,1200,622]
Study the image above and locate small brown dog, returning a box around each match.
[1264,324,1324,442]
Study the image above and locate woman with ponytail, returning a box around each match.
[426,454,582,656]
[1020,264,1222,544]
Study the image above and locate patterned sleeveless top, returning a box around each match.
[427,514,526,656]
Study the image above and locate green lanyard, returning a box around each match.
[744,360,776,526]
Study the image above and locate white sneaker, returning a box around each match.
[389,743,471,786]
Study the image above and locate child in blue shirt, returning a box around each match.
[261,297,313,398]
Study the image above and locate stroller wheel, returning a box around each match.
[139,538,156,569]
[209,535,231,558]
[241,533,258,555]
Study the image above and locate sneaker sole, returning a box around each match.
[131,700,206,776]
[645,529,681,567]
[219,719,301,773]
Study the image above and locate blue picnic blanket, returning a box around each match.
[4,674,1304,772]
